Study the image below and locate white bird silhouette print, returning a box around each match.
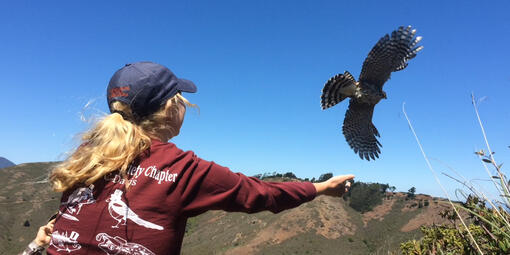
[106,189,164,230]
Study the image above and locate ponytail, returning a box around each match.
[50,102,150,191]
[50,94,196,192]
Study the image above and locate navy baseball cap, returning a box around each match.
[107,61,197,120]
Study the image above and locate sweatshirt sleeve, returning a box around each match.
[179,158,317,217]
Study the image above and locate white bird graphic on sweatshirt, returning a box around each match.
[106,189,164,230]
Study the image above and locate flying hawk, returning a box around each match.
[321,26,423,160]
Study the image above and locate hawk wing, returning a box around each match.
[358,26,423,88]
[320,71,357,110]
[342,99,381,160]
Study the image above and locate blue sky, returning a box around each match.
[1,1,509,198]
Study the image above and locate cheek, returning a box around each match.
[179,106,186,121]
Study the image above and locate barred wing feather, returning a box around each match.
[359,26,423,88]
[342,100,381,160]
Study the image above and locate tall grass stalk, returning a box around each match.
[438,160,510,231]
[471,93,510,206]
[402,102,484,254]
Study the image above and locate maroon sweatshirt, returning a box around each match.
[47,140,316,254]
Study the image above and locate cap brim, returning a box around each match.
[176,78,197,93]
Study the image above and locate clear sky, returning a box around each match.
[1,0,509,198]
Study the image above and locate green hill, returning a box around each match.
[0,162,60,255]
[0,163,453,254]
[181,185,449,254]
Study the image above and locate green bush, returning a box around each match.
[401,202,510,255]
[407,187,416,199]
[343,182,389,213]
[318,173,333,182]
[283,172,297,178]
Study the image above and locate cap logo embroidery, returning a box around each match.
[109,86,130,98]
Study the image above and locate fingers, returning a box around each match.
[48,221,55,230]
[44,226,53,236]
[45,219,55,234]
[314,174,355,197]
[338,174,355,182]
[35,219,55,247]
[344,181,352,193]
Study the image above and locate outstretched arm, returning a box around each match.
[180,156,355,217]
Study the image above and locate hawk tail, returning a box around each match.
[321,71,357,110]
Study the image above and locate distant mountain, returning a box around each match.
[0,163,456,255]
[0,157,15,169]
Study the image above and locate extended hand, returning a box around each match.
[313,174,355,197]
[34,218,55,247]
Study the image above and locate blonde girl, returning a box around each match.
[47,61,354,254]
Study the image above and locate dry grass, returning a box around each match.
[400,95,510,254]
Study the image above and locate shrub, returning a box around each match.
[401,196,510,254]
[283,172,296,178]
[318,173,333,182]
[407,187,416,199]
[343,181,389,213]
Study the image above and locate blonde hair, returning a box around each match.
[50,93,195,192]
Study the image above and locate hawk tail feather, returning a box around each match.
[320,71,357,110]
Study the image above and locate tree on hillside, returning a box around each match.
[318,173,333,182]
[343,182,390,213]
[407,187,416,199]
[283,172,296,178]
[253,171,298,180]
